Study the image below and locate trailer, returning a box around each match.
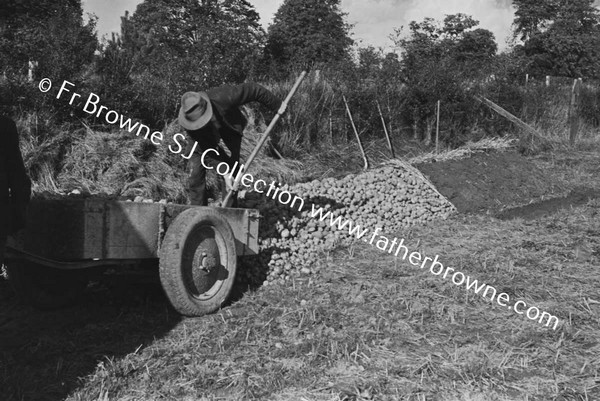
[4,198,260,317]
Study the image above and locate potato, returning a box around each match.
[239,163,455,283]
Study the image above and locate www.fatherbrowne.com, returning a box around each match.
[44,78,558,330]
[309,204,560,330]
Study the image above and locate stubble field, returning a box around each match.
[1,147,599,401]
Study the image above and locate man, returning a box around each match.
[0,116,31,267]
[178,82,282,206]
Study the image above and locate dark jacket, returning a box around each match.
[0,116,31,235]
[188,82,282,145]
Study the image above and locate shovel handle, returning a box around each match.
[222,71,307,208]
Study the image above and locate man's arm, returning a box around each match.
[4,117,31,205]
[220,83,282,112]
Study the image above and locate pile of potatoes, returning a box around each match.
[238,164,456,286]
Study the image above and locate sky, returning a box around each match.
[83,0,519,51]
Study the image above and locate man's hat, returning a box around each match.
[178,91,213,131]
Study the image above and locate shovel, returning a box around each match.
[221,71,307,208]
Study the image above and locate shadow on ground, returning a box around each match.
[0,274,181,401]
[496,187,600,220]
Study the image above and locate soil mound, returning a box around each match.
[415,150,566,214]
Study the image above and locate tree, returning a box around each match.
[0,0,97,118]
[98,0,264,125]
[0,0,97,79]
[441,14,479,38]
[455,29,498,62]
[122,0,263,85]
[265,0,353,74]
[513,0,560,41]
[357,46,384,79]
[394,14,496,80]
[393,14,497,143]
[512,0,600,78]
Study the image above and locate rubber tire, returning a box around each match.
[159,208,237,317]
[6,260,87,310]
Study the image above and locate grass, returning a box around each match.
[406,137,516,164]
[531,146,600,194]
[2,151,599,400]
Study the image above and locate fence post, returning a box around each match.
[342,95,369,170]
[28,60,37,82]
[523,74,530,118]
[329,108,333,144]
[412,108,419,140]
[376,100,395,158]
[386,95,393,139]
[568,78,582,146]
[476,96,545,141]
[436,100,441,154]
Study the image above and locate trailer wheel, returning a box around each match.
[159,208,237,316]
[5,261,87,310]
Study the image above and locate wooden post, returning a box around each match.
[376,100,395,158]
[568,78,582,146]
[342,95,369,170]
[436,100,441,154]
[425,119,433,146]
[386,94,393,137]
[329,108,333,144]
[523,74,530,118]
[476,96,545,141]
[412,108,419,140]
[28,60,37,82]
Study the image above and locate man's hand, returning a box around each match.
[224,175,234,192]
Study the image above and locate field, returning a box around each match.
[5,1,600,399]
[1,144,600,401]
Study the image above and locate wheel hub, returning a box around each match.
[186,230,223,298]
[200,251,218,272]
